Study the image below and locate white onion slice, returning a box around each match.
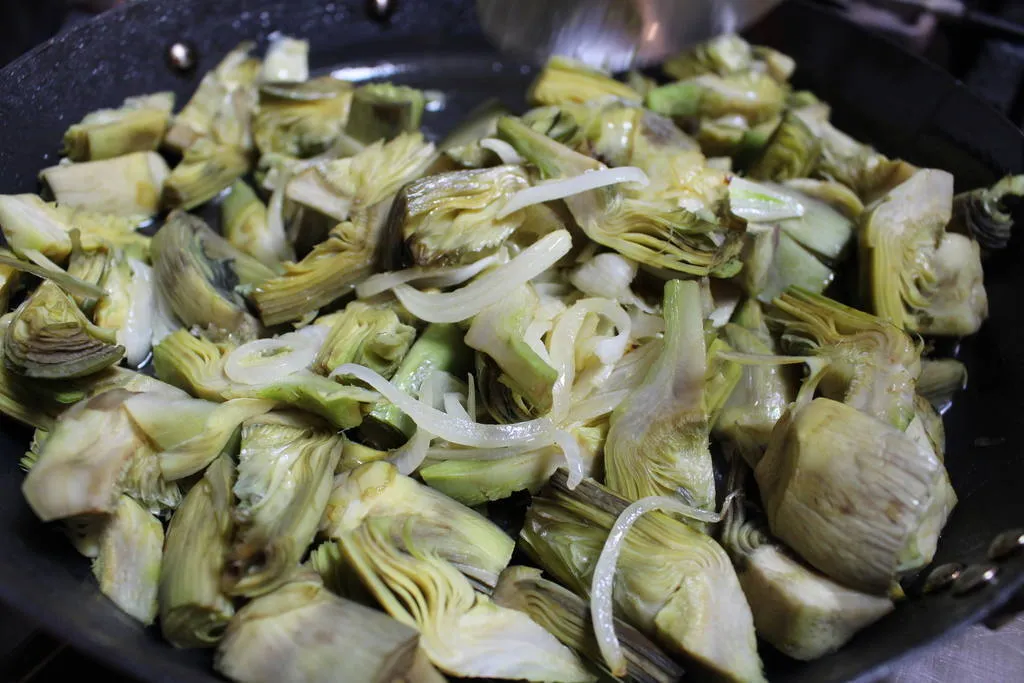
[388,370,446,475]
[123,259,155,368]
[479,137,525,164]
[591,496,726,676]
[355,250,505,299]
[496,166,650,219]
[224,326,328,385]
[393,230,572,323]
[331,363,557,448]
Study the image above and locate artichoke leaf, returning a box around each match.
[92,494,164,625]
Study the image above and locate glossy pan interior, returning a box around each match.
[0,1,1020,682]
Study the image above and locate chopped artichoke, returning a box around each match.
[152,330,373,429]
[714,302,796,467]
[320,461,514,588]
[745,111,821,181]
[529,56,641,106]
[739,228,833,303]
[260,35,309,84]
[312,301,416,378]
[520,473,764,682]
[657,72,786,126]
[439,98,509,168]
[753,45,796,82]
[93,253,156,368]
[4,280,124,379]
[165,42,261,151]
[221,180,293,268]
[39,151,170,217]
[66,238,110,314]
[215,572,433,683]
[421,424,605,507]
[0,195,150,264]
[121,390,272,481]
[151,211,275,343]
[720,494,894,660]
[0,252,21,315]
[645,81,703,119]
[494,565,685,683]
[755,397,952,593]
[465,285,557,421]
[771,289,921,429]
[498,116,741,277]
[949,174,1024,250]
[604,280,715,509]
[163,138,250,210]
[345,83,426,144]
[393,165,530,267]
[662,34,754,80]
[766,182,855,262]
[92,494,164,625]
[704,335,742,426]
[338,522,594,682]
[253,76,353,157]
[336,438,390,473]
[224,412,344,597]
[860,169,988,336]
[359,322,472,448]
[160,454,236,648]
[917,358,967,412]
[63,92,174,161]
[782,178,865,219]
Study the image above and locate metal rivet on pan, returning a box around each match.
[922,562,965,593]
[951,564,999,597]
[167,42,197,73]
[988,529,1024,562]
[367,0,394,21]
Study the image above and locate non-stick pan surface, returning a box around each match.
[0,1,1020,682]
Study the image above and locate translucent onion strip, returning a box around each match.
[124,259,155,368]
[496,166,650,219]
[479,137,525,164]
[393,230,571,323]
[223,326,329,385]
[591,496,726,676]
[356,250,505,299]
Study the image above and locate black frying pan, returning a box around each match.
[0,1,1021,681]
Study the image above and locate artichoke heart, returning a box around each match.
[312,300,416,378]
[494,565,685,683]
[151,211,275,343]
[395,165,530,267]
[92,494,164,625]
[163,138,251,211]
[520,474,764,682]
[746,111,821,182]
[529,56,641,106]
[860,168,988,337]
[165,42,261,151]
[151,329,374,429]
[215,571,433,683]
[498,116,741,277]
[663,34,755,80]
[40,151,170,217]
[605,279,715,509]
[63,92,174,162]
[253,76,353,157]
[755,397,953,593]
[225,412,344,597]
[720,496,894,660]
[4,280,124,379]
[440,98,509,168]
[346,82,426,144]
[337,521,594,682]
[320,461,514,588]
[221,180,294,269]
[160,454,237,648]
[771,289,921,429]
[465,284,558,422]
[949,173,1024,251]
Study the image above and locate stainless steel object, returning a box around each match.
[475,0,784,71]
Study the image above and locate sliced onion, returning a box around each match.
[224,326,329,385]
[388,371,445,476]
[123,259,155,368]
[553,428,583,488]
[466,373,477,420]
[393,230,572,323]
[355,250,505,299]
[496,167,650,219]
[331,363,558,448]
[566,389,630,425]
[479,137,525,164]
[592,496,726,677]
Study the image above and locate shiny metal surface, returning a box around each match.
[475,0,783,71]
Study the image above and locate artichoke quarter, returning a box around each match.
[755,397,954,594]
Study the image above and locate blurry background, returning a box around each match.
[0,0,1019,681]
